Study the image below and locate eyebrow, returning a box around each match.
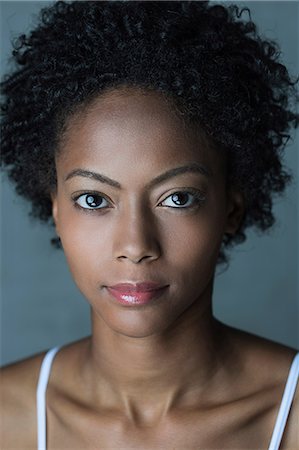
[64,162,212,189]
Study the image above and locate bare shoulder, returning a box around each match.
[0,351,47,449]
[224,324,298,378]
[224,324,299,449]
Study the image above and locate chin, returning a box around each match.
[114,328,163,339]
[93,305,178,338]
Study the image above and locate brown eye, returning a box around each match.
[170,192,190,206]
[161,190,206,209]
[75,193,109,209]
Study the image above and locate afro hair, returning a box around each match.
[1,0,298,265]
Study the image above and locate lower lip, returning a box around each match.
[106,286,168,306]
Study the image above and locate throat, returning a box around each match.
[83,314,228,423]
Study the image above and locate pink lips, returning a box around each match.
[106,282,168,306]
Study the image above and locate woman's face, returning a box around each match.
[52,88,244,337]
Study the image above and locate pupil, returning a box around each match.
[172,192,188,205]
[86,195,100,207]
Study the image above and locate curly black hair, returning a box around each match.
[1,0,298,265]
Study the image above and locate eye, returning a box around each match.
[74,193,110,210]
[160,189,206,209]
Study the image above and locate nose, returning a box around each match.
[112,206,161,264]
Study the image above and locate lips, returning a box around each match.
[108,282,166,292]
[106,282,168,306]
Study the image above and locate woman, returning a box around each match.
[1,1,298,449]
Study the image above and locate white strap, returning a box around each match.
[35,347,298,450]
[268,352,299,450]
[36,347,60,450]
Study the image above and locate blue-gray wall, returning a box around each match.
[1,1,298,365]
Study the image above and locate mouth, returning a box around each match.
[106,283,169,306]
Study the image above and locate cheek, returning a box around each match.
[57,202,111,287]
[164,215,223,280]
[164,201,226,262]
[162,203,227,289]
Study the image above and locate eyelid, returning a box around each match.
[161,187,206,199]
[72,190,111,200]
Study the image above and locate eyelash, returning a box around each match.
[72,188,206,213]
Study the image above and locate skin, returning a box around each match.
[1,87,298,449]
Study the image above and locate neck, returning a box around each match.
[82,280,227,425]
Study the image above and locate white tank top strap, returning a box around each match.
[35,348,298,450]
[268,352,299,450]
[36,346,61,450]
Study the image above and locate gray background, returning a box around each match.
[1,1,298,366]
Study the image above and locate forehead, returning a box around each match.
[61,88,193,145]
[57,87,225,174]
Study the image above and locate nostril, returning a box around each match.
[118,254,155,264]
[113,228,162,262]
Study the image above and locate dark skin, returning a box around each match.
[1,87,298,449]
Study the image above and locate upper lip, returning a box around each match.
[107,282,167,292]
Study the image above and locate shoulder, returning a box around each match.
[224,324,299,449]
[0,350,47,449]
[224,324,298,378]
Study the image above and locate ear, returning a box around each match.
[224,189,245,236]
[50,192,60,237]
